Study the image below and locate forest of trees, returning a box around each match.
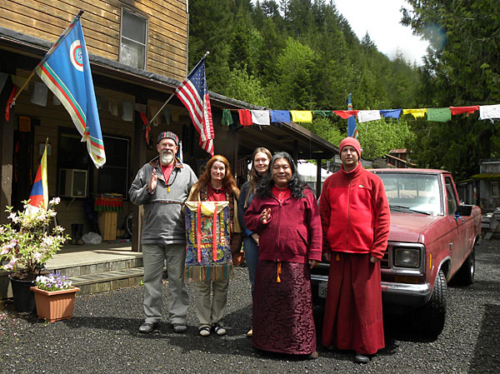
[188,0,499,180]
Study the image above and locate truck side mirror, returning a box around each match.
[456,204,472,217]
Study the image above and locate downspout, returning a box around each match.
[186,0,189,75]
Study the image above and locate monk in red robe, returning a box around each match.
[319,137,390,364]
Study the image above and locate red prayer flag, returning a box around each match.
[5,85,18,121]
[334,110,360,120]
[238,109,253,126]
[450,106,479,116]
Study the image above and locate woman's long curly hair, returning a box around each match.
[256,152,307,199]
[191,155,239,198]
[243,147,272,208]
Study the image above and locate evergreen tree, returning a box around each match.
[402,0,500,176]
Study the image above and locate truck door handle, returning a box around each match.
[449,243,453,250]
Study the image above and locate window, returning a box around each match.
[378,173,442,215]
[57,131,90,198]
[120,8,147,69]
[445,177,458,215]
[58,131,130,199]
[97,136,130,198]
[58,132,89,169]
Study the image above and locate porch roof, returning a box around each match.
[0,26,338,159]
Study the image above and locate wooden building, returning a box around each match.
[0,1,337,252]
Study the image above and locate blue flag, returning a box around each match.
[347,93,358,139]
[35,15,106,168]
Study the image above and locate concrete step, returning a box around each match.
[1,243,146,301]
[53,257,143,278]
[70,267,145,295]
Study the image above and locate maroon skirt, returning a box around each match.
[321,252,385,355]
[252,260,317,355]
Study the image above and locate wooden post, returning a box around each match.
[316,156,322,199]
[131,94,148,252]
[0,79,14,224]
[292,140,299,166]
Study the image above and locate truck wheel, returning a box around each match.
[454,247,475,285]
[413,269,447,339]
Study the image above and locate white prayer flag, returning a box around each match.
[479,105,500,120]
[251,110,270,126]
[357,110,381,123]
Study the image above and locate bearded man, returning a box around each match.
[129,131,198,334]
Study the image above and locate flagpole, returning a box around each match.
[10,9,85,108]
[148,51,210,126]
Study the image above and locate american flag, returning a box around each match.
[175,58,214,156]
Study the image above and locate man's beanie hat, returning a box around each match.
[339,137,361,158]
[157,131,179,145]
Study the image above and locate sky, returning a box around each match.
[332,0,429,65]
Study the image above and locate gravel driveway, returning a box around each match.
[1,239,499,374]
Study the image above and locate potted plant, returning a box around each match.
[30,272,80,322]
[0,198,70,312]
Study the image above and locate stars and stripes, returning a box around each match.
[175,58,214,156]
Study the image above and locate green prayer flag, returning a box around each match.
[313,110,334,118]
[222,109,233,126]
[427,108,451,123]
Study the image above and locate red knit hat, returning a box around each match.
[339,137,361,158]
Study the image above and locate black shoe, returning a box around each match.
[354,353,369,364]
[139,322,158,334]
[213,323,226,336]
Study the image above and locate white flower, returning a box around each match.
[1,198,69,274]
[7,212,18,223]
[49,197,61,205]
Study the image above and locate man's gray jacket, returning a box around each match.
[129,156,198,245]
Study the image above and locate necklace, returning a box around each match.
[165,170,178,193]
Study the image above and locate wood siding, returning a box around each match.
[0,0,188,81]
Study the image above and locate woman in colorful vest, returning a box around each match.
[185,155,241,337]
[237,147,272,337]
[244,152,322,359]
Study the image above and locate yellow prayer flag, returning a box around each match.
[290,110,313,123]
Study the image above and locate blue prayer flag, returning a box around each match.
[35,14,106,168]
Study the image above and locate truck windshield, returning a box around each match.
[377,173,442,216]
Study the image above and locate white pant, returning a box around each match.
[142,243,188,325]
[192,278,229,327]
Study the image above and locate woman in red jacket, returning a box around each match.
[244,152,322,359]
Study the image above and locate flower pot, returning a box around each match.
[9,276,36,313]
[30,286,80,322]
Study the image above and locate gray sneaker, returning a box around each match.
[172,324,187,333]
[139,322,158,334]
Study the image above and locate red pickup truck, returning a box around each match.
[311,169,481,338]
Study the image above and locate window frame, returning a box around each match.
[119,7,148,70]
[445,176,458,216]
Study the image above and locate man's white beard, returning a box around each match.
[160,151,174,165]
